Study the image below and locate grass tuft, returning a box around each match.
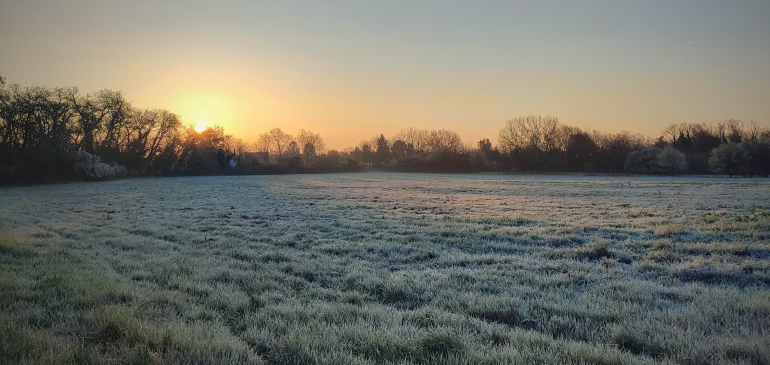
[0,228,35,256]
[575,241,615,260]
[608,326,665,358]
[420,328,466,357]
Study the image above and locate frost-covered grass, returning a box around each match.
[1,173,769,365]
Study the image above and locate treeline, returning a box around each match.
[0,76,358,185]
[347,129,477,172]
[2,74,768,185]
[496,115,769,176]
[243,128,360,174]
[345,116,769,176]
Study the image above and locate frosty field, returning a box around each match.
[1,173,769,365]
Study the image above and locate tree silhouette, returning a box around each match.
[625,147,663,174]
[498,115,560,153]
[709,143,749,176]
[376,134,390,166]
[391,140,408,161]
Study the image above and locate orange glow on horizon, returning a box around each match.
[172,94,234,135]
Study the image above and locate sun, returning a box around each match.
[175,95,232,135]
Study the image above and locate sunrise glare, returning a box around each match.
[194,123,208,133]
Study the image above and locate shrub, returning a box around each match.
[709,143,750,176]
[70,151,127,179]
[657,146,688,176]
[625,147,663,174]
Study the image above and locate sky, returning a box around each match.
[1,0,768,149]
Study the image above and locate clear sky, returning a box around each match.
[1,0,768,149]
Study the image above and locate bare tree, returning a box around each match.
[42,87,78,155]
[255,134,271,156]
[297,129,326,159]
[725,119,744,143]
[124,108,182,170]
[392,127,431,152]
[97,90,131,152]
[661,124,681,144]
[229,138,248,157]
[0,79,11,146]
[69,89,115,153]
[746,121,768,142]
[427,129,464,153]
[256,128,293,158]
[498,115,560,153]
[555,124,582,151]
